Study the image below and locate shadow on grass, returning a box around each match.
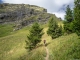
[45,42,51,46]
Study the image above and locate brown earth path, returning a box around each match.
[45,46,49,60]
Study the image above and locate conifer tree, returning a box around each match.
[25,22,43,50]
[47,17,62,39]
[64,5,73,34]
[73,0,80,36]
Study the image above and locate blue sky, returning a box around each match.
[0,0,3,3]
[0,0,74,19]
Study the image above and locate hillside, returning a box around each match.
[0,23,80,60]
[0,3,62,37]
[0,3,61,30]
[0,3,80,60]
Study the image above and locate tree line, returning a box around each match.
[64,0,80,36]
[26,0,80,51]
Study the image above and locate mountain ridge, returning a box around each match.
[0,3,61,30]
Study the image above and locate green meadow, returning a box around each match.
[0,23,80,60]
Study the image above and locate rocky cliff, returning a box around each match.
[0,3,61,30]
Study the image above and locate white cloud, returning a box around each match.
[53,0,73,6]
[52,12,65,20]
[2,0,74,20]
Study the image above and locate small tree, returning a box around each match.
[47,17,62,39]
[65,5,73,23]
[73,0,80,36]
[25,22,44,50]
[64,5,73,34]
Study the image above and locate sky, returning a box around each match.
[0,0,3,3]
[0,0,74,20]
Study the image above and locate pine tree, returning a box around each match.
[47,17,62,39]
[64,5,73,34]
[25,22,44,50]
[65,5,73,23]
[58,25,63,36]
[73,0,80,36]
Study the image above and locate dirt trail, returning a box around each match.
[45,46,49,60]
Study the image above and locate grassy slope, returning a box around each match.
[0,24,14,37]
[0,25,46,60]
[47,33,80,60]
[0,23,80,60]
[43,27,80,60]
[0,27,28,60]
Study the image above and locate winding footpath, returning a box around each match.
[45,46,49,60]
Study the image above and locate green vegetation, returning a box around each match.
[64,0,80,36]
[19,46,46,60]
[65,5,73,23]
[26,22,44,50]
[48,33,80,60]
[0,23,80,60]
[73,0,80,36]
[0,24,46,60]
[0,24,14,37]
[0,1,80,60]
[64,5,73,34]
[47,17,62,39]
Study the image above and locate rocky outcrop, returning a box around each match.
[0,3,59,30]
